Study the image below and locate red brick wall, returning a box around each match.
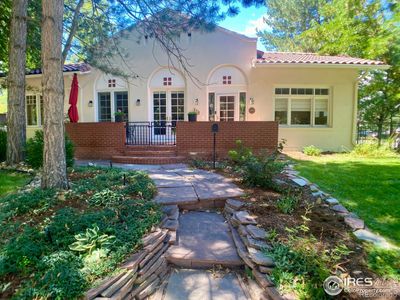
[65,123,125,160]
[176,121,279,158]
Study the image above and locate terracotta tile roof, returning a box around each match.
[26,63,90,75]
[256,51,385,66]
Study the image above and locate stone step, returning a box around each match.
[124,150,177,157]
[111,155,186,165]
[164,211,244,269]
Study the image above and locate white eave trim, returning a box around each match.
[253,62,390,70]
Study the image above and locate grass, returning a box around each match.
[0,89,6,114]
[0,170,31,196]
[291,153,400,247]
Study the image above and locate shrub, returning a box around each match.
[242,154,285,188]
[351,142,397,158]
[276,193,299,214]
[69,225,115,254]
[26,130,75,168]
[302,145,322,156]
[88,189,123,207]
[228,140,253,165]
[0,188,56,221]
[0,129,6,162]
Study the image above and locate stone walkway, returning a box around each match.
[165,211,243,268]
[76,161,250,299]
[162,269,247,300]
[149,167,244,207]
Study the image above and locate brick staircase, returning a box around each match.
[111,145,186,164]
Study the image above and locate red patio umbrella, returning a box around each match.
[68,73,79,123]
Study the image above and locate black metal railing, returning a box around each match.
[126,122,176,145]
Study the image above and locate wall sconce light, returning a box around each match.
[194,98,199,105]
[250,97,255,105]
[136,99,141,106]
[88,100,93,107]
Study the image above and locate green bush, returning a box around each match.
[88,189,124,207]
[302,145,322,156]
[276,193,299,214]
[228,140,253,165]
[0,188,56,221]
[69,225,115,254]
[0,129,6,162]
[26,130,75,168]
[242,154,285,188]
[351,142,397,158]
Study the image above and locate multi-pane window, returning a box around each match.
[171,92,184,126]
[108,79,116,88]
[239,92,246,121]
[219,95,235,121]
[26,95,38,125]
[39,96,44,125]
[153,92,167,134]
[163,77,172,86]
[114,91,129,121]
[222,75,232,85]
[98,92,111,122]
[274,87,330,126]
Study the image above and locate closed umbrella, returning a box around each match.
[68,73,79,122]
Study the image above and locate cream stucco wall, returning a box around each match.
[24,26,360,151]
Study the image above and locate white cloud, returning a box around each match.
[240,15,270,37]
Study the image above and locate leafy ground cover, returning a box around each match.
[0,170,31,196]
[0,166,160,299]
[290,152,400,247]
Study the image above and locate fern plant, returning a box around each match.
[69,225,115,254]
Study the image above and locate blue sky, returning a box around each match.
[219,5,269,50]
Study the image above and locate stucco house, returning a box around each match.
[23,25,387,153]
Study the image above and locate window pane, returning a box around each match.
[98,92,111,122]
[239,92,246,121]
[171,91,184,123]
[275,98,288,125]
[208,93,215,121]
[315,98,328,125]
[291,98,311,125]
[115,91,128,121]
[26,95,37,125]
[40,96,44,125]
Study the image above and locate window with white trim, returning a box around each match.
[274,87,330,126]
[26,94,44,126]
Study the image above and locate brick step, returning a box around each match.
[112,155,186,165]
[124,145,176,151]
[123,150,177,157]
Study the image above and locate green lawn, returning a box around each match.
[291,154,400,247]
[0,170,31,196]
[0,89,6,113]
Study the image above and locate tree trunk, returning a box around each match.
[377,117,384,146]
[6,0,28,165]
[41,0,68,189]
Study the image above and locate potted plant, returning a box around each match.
[188,111,198,122]
[114,110,125,122]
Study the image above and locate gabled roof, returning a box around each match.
[26,63,91,75]
[256,51,387,67]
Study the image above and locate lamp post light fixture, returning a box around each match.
[136,99,141,106]
[88,100,93,107]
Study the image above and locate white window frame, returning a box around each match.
[273,86,331,128]
[26,93,43,127]
[96,89,129,122]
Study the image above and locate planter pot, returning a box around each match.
[115,115,124,122]
[188,114,197,122]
